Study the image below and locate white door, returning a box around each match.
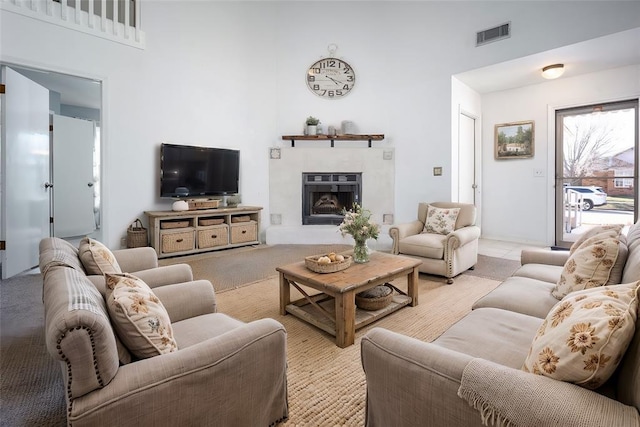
[52,114,96,237]
[458,112,476,204]
[1,67,51,279]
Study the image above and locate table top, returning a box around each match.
[276,251,421,294]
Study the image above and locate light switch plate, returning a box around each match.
[433,167,443,176]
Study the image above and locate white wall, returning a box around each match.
[2,1,639,248]
[481,65,640,245]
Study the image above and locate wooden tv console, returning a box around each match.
[145,206,262,258]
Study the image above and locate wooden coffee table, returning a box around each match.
[277,251,421,348]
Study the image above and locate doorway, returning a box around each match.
[0,64,102,278]
[555,99,638,247]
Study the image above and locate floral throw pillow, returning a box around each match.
[522,281,639,389]
[79,237,122,275]
[105,273,178,359]
[569,224,623,255]
[552,235,620,300]
[423,206,460,235]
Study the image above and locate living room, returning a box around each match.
[2,1,640,426]
[2,1,639,253]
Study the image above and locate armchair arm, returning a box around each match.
[112,247,159,272]
[361,327,480,426]
[389,220,424,254]
[153,280,216,322]
[86,264,194,296]
[446,225,481,250]
[458,358,640,427]
[521,248,569,266]
[70,318,289,426]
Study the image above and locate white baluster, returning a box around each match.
[101,0,106,31]
[112,0,118,35]
[60,0,67,20]
[74,0,80,24]
[134,0,140,42]
[124,0,130,38]
[87,0,94,28]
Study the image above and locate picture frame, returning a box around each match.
[494,120,535,159]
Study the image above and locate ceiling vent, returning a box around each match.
[476,22,510,46]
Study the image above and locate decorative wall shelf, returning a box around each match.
[281,134,385,148]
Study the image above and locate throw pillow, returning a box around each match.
[105,273,178,359]
[79,237,122,275]
[552,235,621,300]
[569,224,623,255]
[423,205,460,235]
[522,281,639,389]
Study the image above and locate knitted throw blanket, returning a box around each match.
[457,358,640,427]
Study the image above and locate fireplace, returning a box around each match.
[302,173,362,225]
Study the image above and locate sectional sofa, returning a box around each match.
[362,222,640,426]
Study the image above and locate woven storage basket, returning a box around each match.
[305,254,352,273]
[160,220,190,229]
[198,225,229,248]
[199,218,225,226]
[230,221,257,244]
[161,231,194,253]
[355,284,394,311]
[126,219,148,248]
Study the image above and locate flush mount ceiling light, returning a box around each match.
[541,63,565,79]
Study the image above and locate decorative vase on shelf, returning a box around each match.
[307,125,317,136]
[353,238,371,263]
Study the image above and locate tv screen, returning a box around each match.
[160,143,239,198]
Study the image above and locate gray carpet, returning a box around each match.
[0,245,520,426]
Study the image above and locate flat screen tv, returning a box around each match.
[160,143,239,198]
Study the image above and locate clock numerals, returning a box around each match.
[306,57,355,99]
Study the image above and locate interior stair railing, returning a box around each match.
[0,0,145,49]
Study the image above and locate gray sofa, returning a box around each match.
[40,237,288,426]
[361,222,640,426]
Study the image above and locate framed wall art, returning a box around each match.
[494,120,535,159]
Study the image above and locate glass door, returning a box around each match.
[555,99,638,247]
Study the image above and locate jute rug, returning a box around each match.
[160,244,520,293]
[216,273,502,426]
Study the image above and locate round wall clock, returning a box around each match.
[306,57,356,99]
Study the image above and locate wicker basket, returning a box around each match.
[305,254,352,273]
[160,220,190,229]
[356,284,394,311]
[126,219,148,248]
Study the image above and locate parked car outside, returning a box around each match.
[564,186,608,210]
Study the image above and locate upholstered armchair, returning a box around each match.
[389,202,480,283]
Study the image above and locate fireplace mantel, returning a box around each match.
[281,134,384,148]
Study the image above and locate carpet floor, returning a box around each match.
[1,245,517,426]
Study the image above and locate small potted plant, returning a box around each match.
[306,116,320,136]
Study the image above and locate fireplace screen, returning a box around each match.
[302,173,362,225]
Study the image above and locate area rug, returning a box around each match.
[215,273,502,426]
[160,245,520,292]
[159,244,352,292]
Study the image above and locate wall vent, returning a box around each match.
[476,22,510,46]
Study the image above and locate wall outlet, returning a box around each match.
[433,167,443,176]
[533,168,545,177]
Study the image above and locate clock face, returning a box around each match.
[306,57,355,99]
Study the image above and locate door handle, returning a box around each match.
[87,183,94,187]
[44,182,53,189]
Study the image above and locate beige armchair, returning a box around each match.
[40,237,288,426]
[389,202,480,283]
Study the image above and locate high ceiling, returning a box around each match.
[4,28,639,112]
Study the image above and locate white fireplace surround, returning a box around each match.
[266,147,394,250]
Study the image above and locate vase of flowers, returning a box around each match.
[339,203,380,263]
